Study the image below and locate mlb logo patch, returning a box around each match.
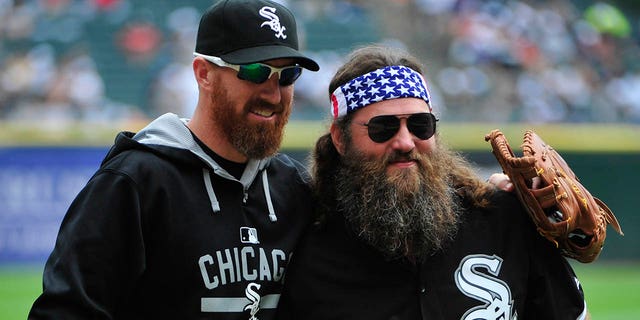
[240,227,260,244]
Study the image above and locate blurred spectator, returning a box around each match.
[406,0,640,123]
[149,62,197,118]
[116,21,161,65]
[1,0,639,123]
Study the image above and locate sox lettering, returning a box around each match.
[455,254,516,320]
[259,6,287,39]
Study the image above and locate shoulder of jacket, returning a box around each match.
[100,148,191,181]
[473,190,531,224]
[268,154,310,181]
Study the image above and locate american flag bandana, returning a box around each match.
[330,65,431,119]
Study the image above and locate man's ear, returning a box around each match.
[193,58,214,91]
[330,122,345,155]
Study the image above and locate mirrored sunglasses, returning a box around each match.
[195,53,303,86]
[362,112,438,143]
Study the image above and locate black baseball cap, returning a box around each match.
[195,0,319,71]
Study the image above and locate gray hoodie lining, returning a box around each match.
[132,113,276,221]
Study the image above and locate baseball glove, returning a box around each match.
[484,129,623,263]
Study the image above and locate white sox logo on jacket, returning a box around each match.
[259,6,287,39]
[455,254,517,320]
[244,283,261,320]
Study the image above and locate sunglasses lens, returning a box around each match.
[237,64,303,86]
[237,64,271,84]
[407,113,436,140]
[366,113,436,143]
[367,115,400,143]
[279,66,303,86]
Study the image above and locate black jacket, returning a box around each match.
[29,113,313,319]
[277,191,587,320]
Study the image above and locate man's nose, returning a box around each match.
[388,122,416,153]
[258,74,282,105]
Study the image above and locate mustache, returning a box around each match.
[385,149,427,165]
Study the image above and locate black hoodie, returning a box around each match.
[29,113,313,320]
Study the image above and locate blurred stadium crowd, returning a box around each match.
[1,0,639,124]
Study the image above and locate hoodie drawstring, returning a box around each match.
[262,170,277,222]
[203,168,277,222]
[203,168,221,213]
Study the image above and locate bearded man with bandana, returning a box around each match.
[276,45,588,320]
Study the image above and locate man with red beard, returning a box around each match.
[29,1,319,319]
[276,45,588,320]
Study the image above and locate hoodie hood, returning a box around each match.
[108,113,278,220]
[132,113,270,177]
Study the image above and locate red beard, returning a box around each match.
[211,85,291,159]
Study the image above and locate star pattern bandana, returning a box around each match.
[330,65,431,119]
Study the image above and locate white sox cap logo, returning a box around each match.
[259,6,287,39]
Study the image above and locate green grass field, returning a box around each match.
[1,261,638,319]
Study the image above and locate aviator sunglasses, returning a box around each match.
[194,53,303,86]
[360,112,438,143]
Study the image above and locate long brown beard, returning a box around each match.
[211,85,291,159]
[335,142,462,261]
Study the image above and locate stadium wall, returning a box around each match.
[0,145,637,264]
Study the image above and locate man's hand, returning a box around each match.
[488,173,514,192]
[489,173,542,192]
